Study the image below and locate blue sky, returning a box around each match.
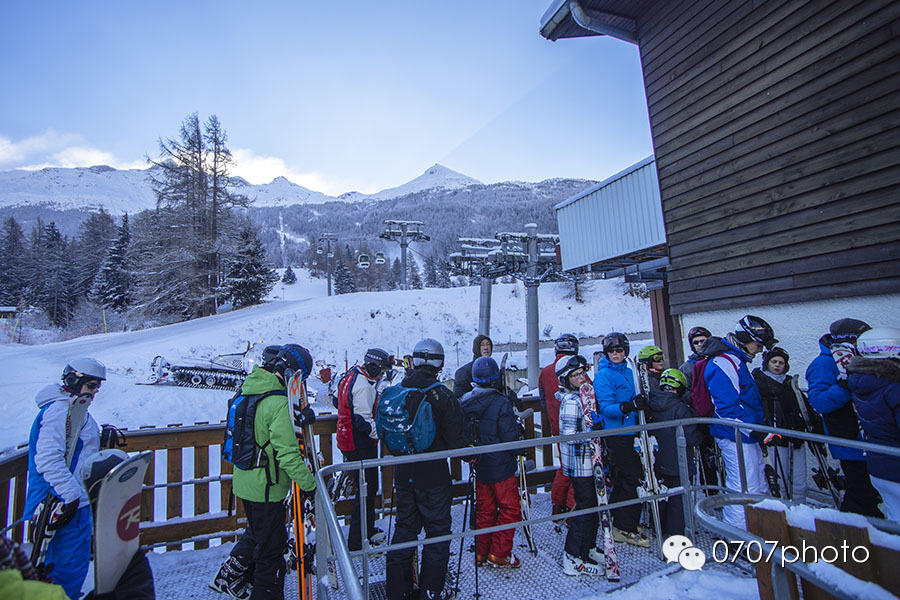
[1,1,652,195]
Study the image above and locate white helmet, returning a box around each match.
[62,357,107,393]
[411,338,444,369]
[856,327,900,359]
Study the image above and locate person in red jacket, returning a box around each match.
[539,333,579,518]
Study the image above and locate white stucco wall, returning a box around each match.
[679,293,900,385]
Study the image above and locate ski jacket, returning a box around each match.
[394,368,466,489]
[557,388,593,478]
[703,337,764,443]
[336,366,379,453]
[25,385,100,516]
[231,366,315,503]
[0,568,68,600]
[592,356,636,435]
[453,335,492,399]
[459,387,519,484]
[752,369,807,447]
[647,389,701,476]
[679,353,702,389]
[539,352,569,436]
[847,357,900,483]
[806,341,864,461]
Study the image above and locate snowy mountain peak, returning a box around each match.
[366,163,481,201]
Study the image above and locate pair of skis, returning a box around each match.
[577,383,620,581]
[790,378,842,506]
[627,358,663,557]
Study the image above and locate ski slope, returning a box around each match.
[0,272,650,451]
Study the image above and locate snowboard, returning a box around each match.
[92,451,153,594]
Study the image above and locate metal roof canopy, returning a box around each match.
[540,0,638,43]
[553,156,666,283]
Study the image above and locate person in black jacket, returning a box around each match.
[646,369,701,537]
[751,347,810,502]
[459,357,522,568]
[453,334,493,399]
[386,339,467,600]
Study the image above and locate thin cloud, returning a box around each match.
[0,130,146,171]
[231,148,347,195]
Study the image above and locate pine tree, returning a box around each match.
[389,258,402,290]
[333,259,356,295]
[435,259,452,288]
[73,209,116,299]
[0,217,27,306]
[91,214,132,311]
[35,222,77,326]
[423,255,438,287]
[408,257,423,290]
[282,265,297,284]
[221,226,279,308]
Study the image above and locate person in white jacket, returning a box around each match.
[25,358,104,600]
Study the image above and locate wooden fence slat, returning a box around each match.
[141,451,155,525]
[0,479,9,533]
[814,519,877,584]
[166,448,182,551]
[745,506,800,600]
[219,458,237,543]
[193,446,210,550]
[12,475,26,543]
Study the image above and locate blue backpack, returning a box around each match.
[376,382,442,455]
[223,390,286,469]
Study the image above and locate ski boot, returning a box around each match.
[612,526,650,548]
[487,553,521,568]
[210,555,252,599]
[562,551,601,576]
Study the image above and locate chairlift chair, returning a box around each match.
[374,252,386,265]
[357,254,371,269]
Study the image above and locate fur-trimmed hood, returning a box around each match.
[847,356,900,383]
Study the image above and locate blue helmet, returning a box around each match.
[472,356,500,386]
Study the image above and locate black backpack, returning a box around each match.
[223,390,286,469]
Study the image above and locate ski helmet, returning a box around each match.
[762,347,790,373]
[688,326,712,345]
[554,333,579,356]
[829,318,872,343]
[83,448,128,504]
[856,327,900,359]
[261,345,282,369]
[412,338,444,369]
[555,355,588,389]
[62,357,107,394]
[363,347,392,376]
[472,356,501,386]
[659,368,687,392]
[271,344,312,382]
[637,345,664,364]
[602,332,630,357]
[734,315,778,349]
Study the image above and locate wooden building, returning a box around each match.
[542,0,900,368]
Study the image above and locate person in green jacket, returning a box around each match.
[211,344,317,600]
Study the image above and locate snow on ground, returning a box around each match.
[584,567,759,600]
[0,271,650,450]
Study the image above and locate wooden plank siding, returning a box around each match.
[630,0,900,314]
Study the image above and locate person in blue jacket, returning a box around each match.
[25,358,105,600]
[806,318,883,517]
[704,316,774,529]
[592,332,649,547]
[847,326,899,520]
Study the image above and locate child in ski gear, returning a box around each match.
[751,347,811,501]
[337,347,392,551]
[637,345,665,392]
[679,326,711,390]
[539,333,578,518]
[25,358,105,600]
[704,316,774,528]
[646,369,701,536]
[453,335,493,399]
[386,338,467,600]
[678,327,722,494]
[222,344,317,600]
[556,355,603,575]
[0,535,68,599]
[459,357,522,568]
[806,318,883,517]
[847,326,900,520]
[592,332,649,547]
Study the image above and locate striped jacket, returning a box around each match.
[557,388,593,478]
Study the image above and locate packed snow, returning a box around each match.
[0,270,650,450]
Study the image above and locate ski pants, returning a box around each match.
[564,476,598,560]
[46,504,92,600]
[474,475,521,560]
[605,435,642,533]
[240,498,287,600]
[773,445,807,503]
[870,475,900,521]
[716,438,766,529]
[551,444,575,510]
[386,479,451,600]
[343,445,379,551]
[657,473,685,538]
[839,459,883,518]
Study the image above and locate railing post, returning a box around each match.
[675,424,695,540]
[359,461,370,599]
[735,428,747,493]
[315,486,331,600]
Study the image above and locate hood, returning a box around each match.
[647,389,683,412]
[472,335,492,359]
[402,367,439,389]
[847,356,900,383]
[35,384,69,408]
[459,387,498,417]
[597,355,628,373]
[241,365,285,395]
[701,336,746,361]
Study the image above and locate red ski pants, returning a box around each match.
[551,445,576,509]
[475,475,521,559]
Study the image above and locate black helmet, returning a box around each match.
[829,318,871,343]
[261,345,282,368]
[363,347,392,376]
[735,315,778,349]
[762,347,790,373]
[270,344,312,382]
[412,338,444,369]
[62,358,107,394]
[554,333,579,355]
[687,326,712,344]
[602,332,630,357]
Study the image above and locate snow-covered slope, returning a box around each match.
[360,164,481,201]
[0,274,650,449]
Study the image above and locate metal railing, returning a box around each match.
[314,417,900,600]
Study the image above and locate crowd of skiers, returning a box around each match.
[13,314,898,600]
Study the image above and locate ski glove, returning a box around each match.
[619,401,635,416]
[294,406,316,429]
[47,500,78,531]
[589,411,604,431]
[761,433,782,446]
[631,394,649,411]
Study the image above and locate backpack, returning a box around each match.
[690,353,739,417]
[223,390,286,469]
[375,382,442,455]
